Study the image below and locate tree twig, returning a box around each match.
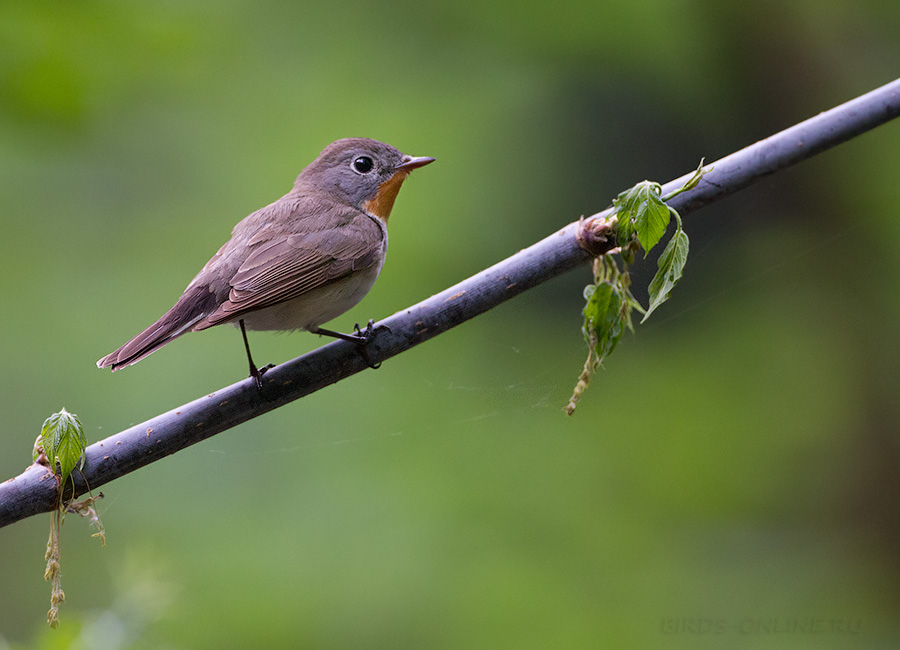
[2,77,899,529]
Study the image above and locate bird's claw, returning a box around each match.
[352,320,390,369]
[249,363,275,392]
[313,320,389,369]
[353,319,392,342]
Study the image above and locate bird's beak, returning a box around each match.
[395,155,436,171]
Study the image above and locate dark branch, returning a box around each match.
[2,78,899,529]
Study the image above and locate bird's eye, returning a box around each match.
[352,156,374,174]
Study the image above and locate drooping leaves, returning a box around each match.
[644,228,690,322]
[567,160,709,414]
[583,280,627,360]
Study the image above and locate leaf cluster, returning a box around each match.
[31,408,105,628]
[567,162,708,414]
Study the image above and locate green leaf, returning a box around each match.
[583,281,627,359]
[38,409,86,483]
[643,229,690,323]
[612,187,635,245]
[662,158,712,201]
[633,193,671,254]
[612,181,670,253]
[680,158,708,192]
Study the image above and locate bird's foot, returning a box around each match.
[354,319,392,341]
[353,320,392,369]
[249,363,275,391]
[313,319,390,369]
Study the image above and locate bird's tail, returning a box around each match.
[96,286,218,371]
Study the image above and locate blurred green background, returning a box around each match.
[2,0,899,648]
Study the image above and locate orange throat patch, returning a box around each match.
[362,170,410,222]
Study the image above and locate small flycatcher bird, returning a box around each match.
[97,137,434,385]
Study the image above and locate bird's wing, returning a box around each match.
[196,212,384,328]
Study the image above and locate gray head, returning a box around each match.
[294,137,434,220]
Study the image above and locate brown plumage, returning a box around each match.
[97,138,434,378]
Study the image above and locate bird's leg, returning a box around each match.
[311,319,391,369]
[311,326,365,344]
[240,319,273,389]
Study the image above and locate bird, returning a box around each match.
[96,137,434,386]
